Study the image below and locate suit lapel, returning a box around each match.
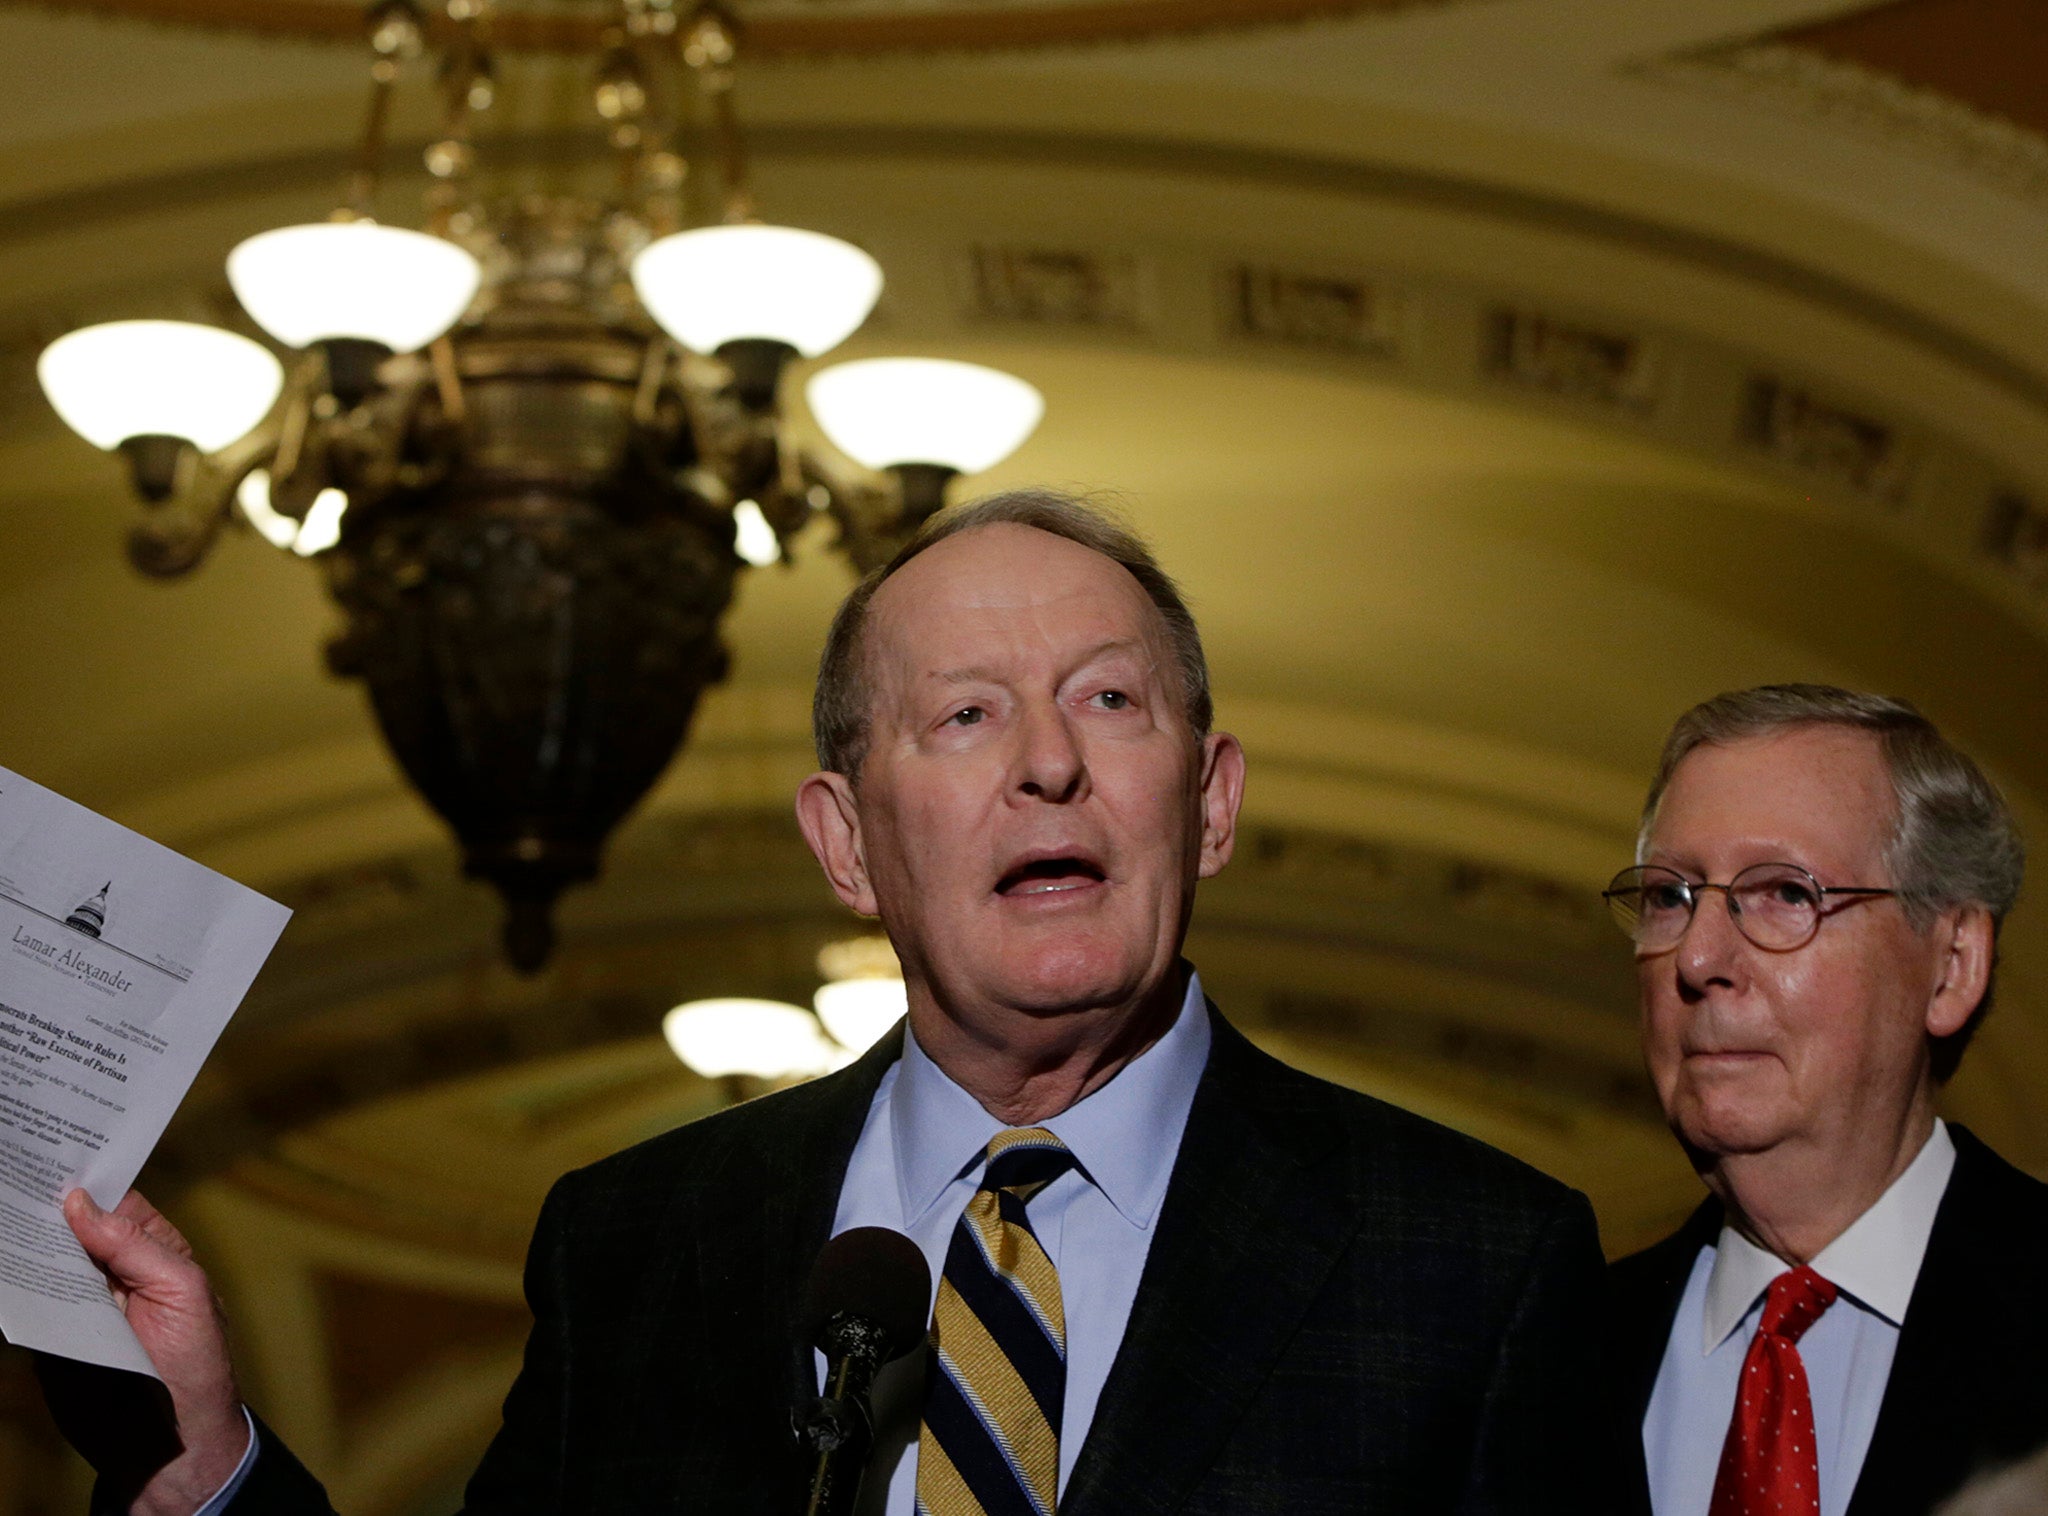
[1060,1010,1355,1516]
[664,1023,903,1498]
[1843,1127,1990,1516]
[773,1026,909,1410]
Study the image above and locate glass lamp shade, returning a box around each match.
[814,977,907,1056]
[38,320,284,452]
[227,222,481,352]
[805,358,1043,473]
[630,225,882,357]
[661,998,842,1080]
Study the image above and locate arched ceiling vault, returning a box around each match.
[2,5,2047,1511]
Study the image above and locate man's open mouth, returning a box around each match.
[995,856,1108,896]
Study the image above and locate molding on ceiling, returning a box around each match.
[17,0,1497,57]
[14,129,2048,672]
[1626,40,2048,208]
[5,120,2045,422]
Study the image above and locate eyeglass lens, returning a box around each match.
[1607,863,1827,951]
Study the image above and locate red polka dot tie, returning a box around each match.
[1708,1265,1839,1516]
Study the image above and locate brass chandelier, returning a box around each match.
[37,0,1044,973]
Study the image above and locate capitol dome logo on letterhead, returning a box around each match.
[64,881,110,939]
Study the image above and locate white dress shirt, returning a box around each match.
[1643,1120,1957,1516]
[825,970,1212,1516]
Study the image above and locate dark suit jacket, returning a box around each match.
[1609,1125,2048,1516]
[236,1006,1623,1514]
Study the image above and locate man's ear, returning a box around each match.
[1926,903,1995,1039]
[796,771,878,917]
[1196,731,1246,881]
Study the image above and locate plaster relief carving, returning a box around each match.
[967,245,1145,329]
[1485,309,1660,411]
[1224,265,1401,355]
[1740,375,1913,503]
[1981,492,2048,595]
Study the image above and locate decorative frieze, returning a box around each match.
[967,245,1144,329]
[1484,309,1659,410]
[1223,264,1400,355]
[1739,376,1912,501]
[1630,43,2048,207]
[1981,491,2048,596]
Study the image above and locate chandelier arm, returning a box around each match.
[632,337,677,431]
[797,447,907,575]
[125,426,281,578]
[266,355,327,490]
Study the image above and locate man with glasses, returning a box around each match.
[1606,685,2048,1516]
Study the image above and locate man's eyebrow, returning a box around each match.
[928,664,1006,686]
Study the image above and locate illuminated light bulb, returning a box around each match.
[630,224,882,357]
[228,222,481,352]
[38,321,283,452]
[732,499,781,567]
[662,998,840,1080]
[291,488,350,556]
[805,358,1042,474]
[813,977,906,1055]
[235,471,301,549]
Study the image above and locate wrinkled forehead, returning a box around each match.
[1649,725,1897,868]
[863,523,1171,687]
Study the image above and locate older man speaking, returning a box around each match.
[1610,686,2048,1516]
[53,492,1616,1515]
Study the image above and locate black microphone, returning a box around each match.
[795,1226,931,1516]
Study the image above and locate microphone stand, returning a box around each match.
[797,1311,900,1516]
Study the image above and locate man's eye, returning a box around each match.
[1641,883,1691,913]
[946,706,985,727]
[1093,690,1131,711]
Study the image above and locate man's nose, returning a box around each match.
[1012,703,1087,803]
[1673,885,1744,992]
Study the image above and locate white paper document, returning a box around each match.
[0,767,290,1374]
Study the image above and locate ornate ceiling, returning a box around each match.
[4,2,2048,1512]
[28,0,1495,54]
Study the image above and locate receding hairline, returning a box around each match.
[855,521,1190,706]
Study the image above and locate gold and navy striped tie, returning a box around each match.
[915,1128,1076,1516]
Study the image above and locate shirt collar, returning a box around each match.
[891,968,1212,1231]
[1701,1119,1956,1352]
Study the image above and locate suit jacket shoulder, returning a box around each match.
[1848,1124,2048,1516]
[1606,1126,2048,1516]
[1062,1011,1622,1516]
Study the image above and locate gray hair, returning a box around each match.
[1640,683,2025,1080]
[811,489,1213,779]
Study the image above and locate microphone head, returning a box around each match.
[802,1226,931,1363]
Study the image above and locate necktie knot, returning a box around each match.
[981,1127,1075,1199]
[1758,1265,1837,1343]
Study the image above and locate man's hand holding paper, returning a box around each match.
[0,767,288,1377]
[44,1189,250,1516]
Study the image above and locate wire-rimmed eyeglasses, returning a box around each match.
[1603,862,1897,952]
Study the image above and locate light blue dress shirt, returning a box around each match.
[1643,1121,1957,1516]
[826,970,1212,1516]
